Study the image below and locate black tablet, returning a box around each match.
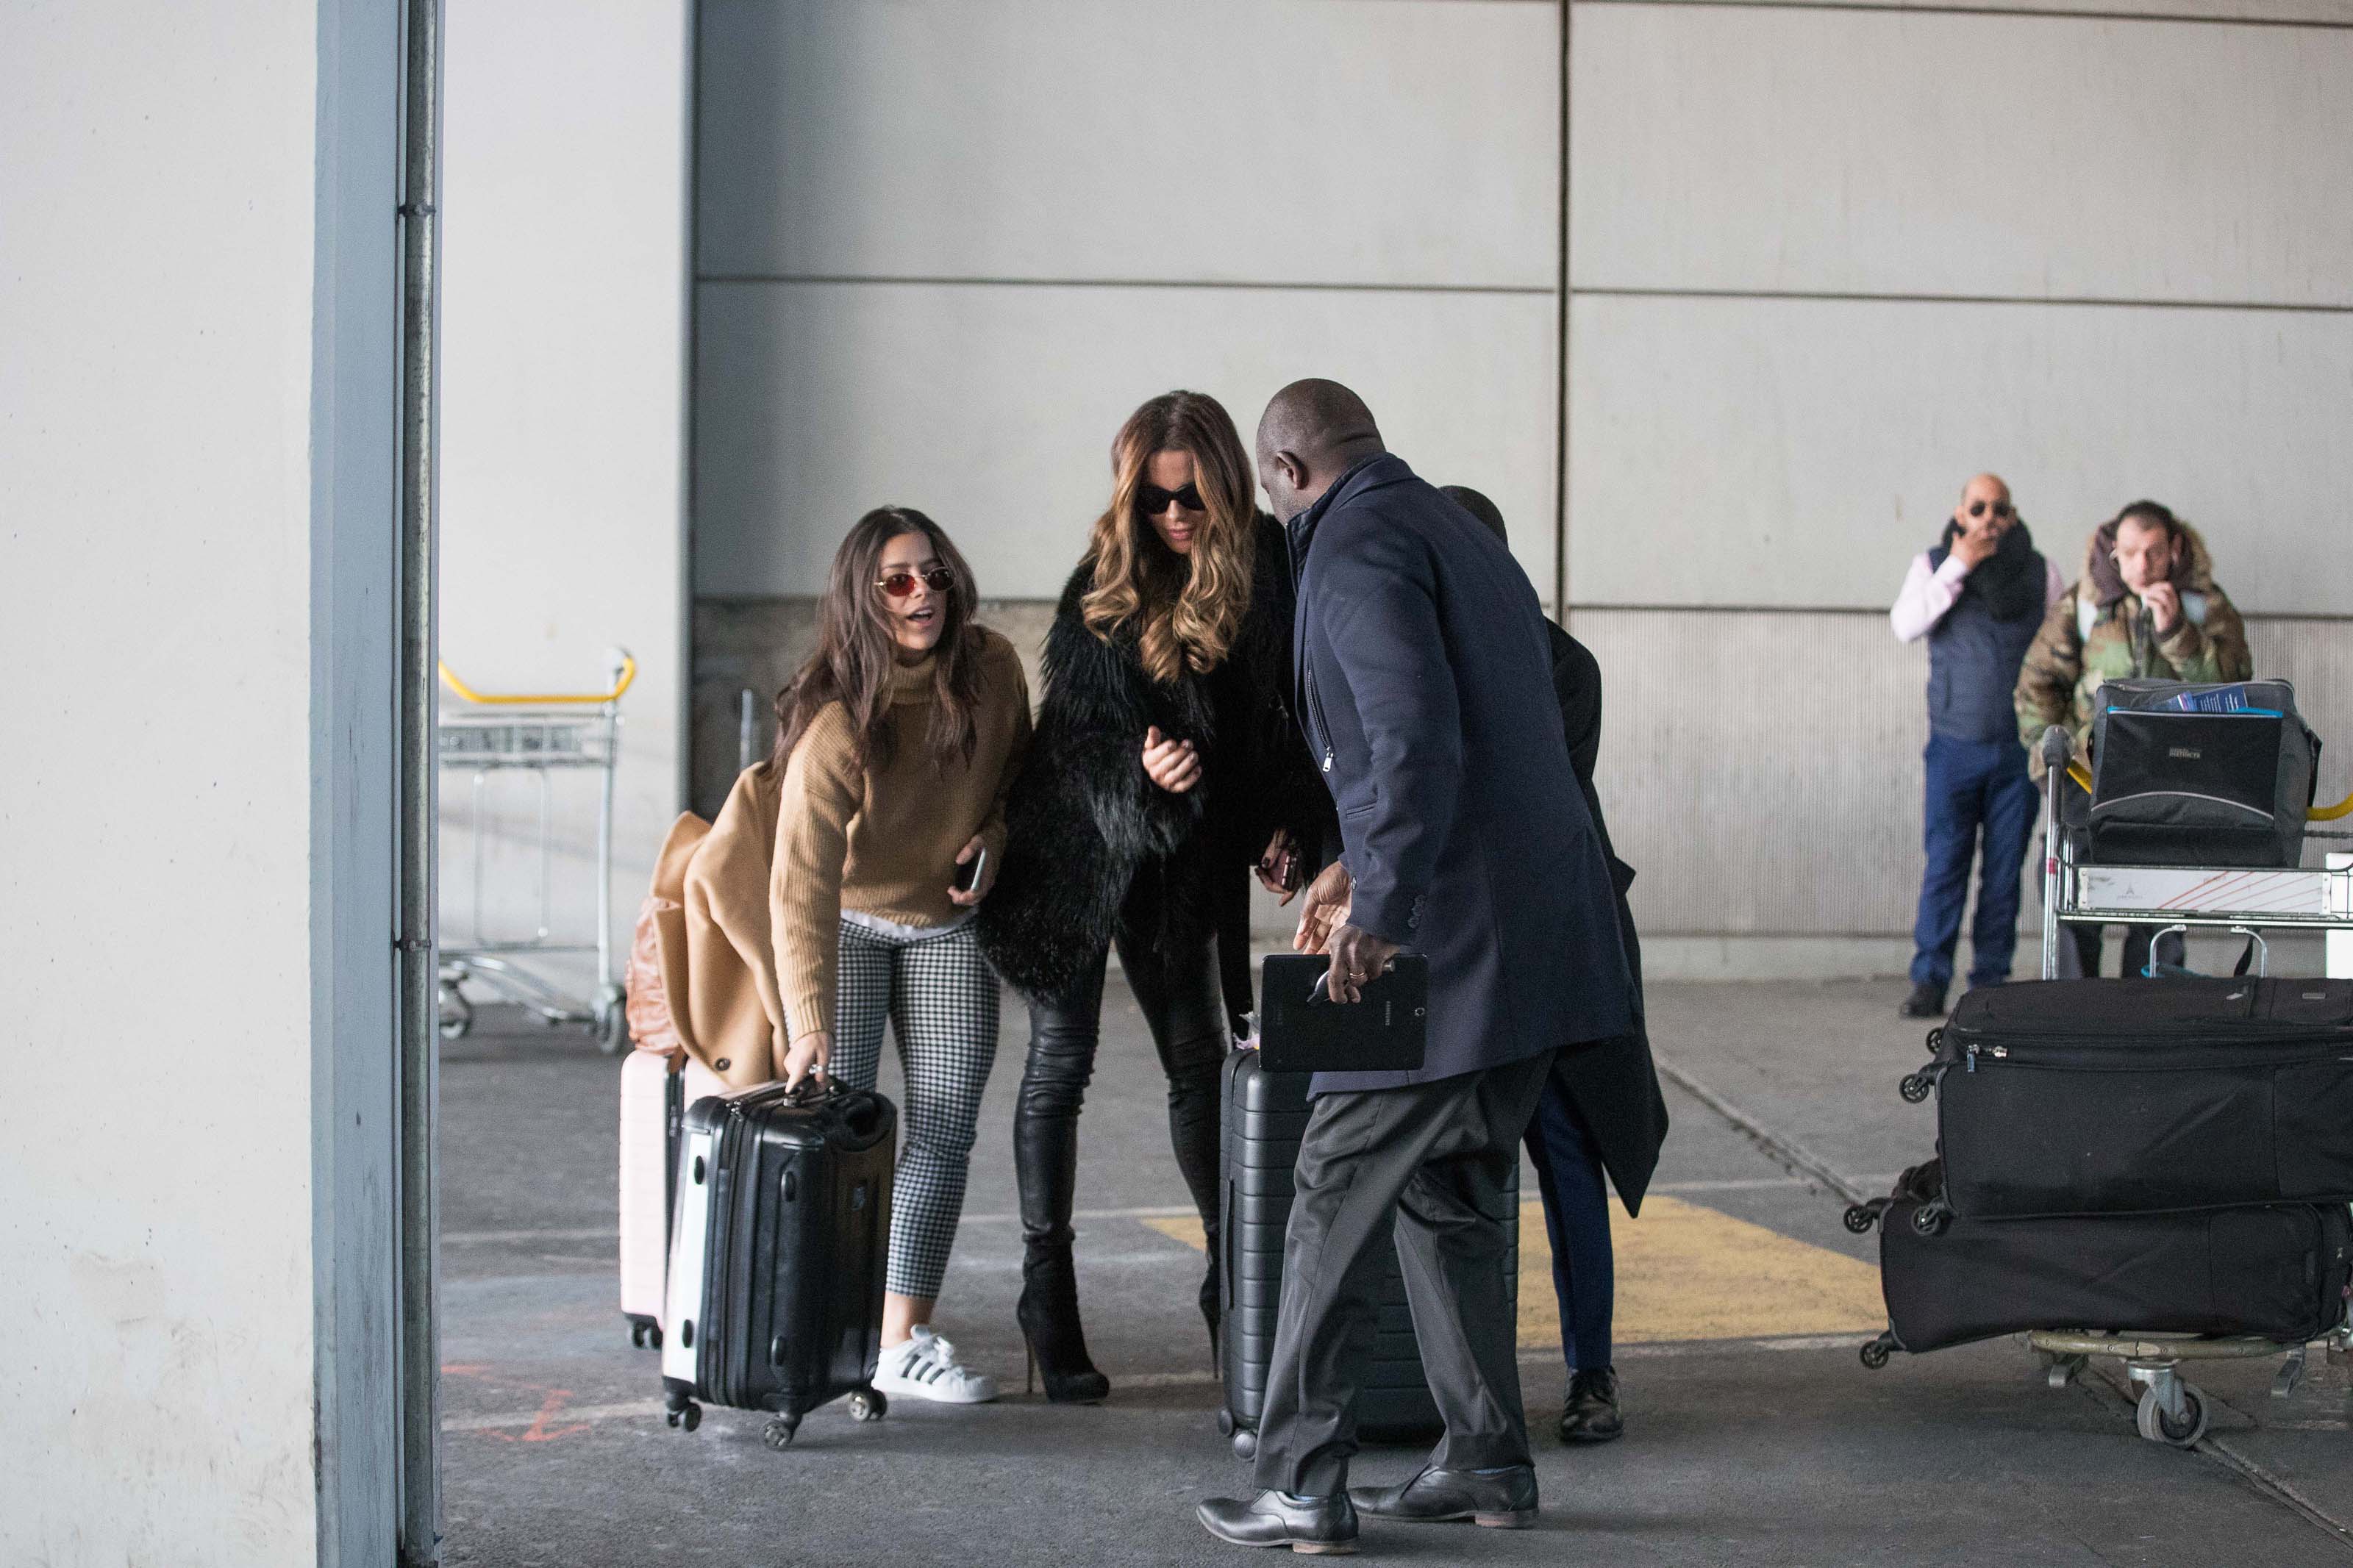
[1258,953,1429,1075]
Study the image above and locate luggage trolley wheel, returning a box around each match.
[1858,1332,1897,1371]
[1843,1201,1881,1235]
[846,1387,888,1422]
[1231,1425,1260,1461]
[2134,1379,2209,1448]
[1898,1071,1936,1105]
[596,983,629,1055]
[666,1400,702,1433]
[763,1416,800,1450]
[1215,1406,1236,1438]
[629,1320,664,1350]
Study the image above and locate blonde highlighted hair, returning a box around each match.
[1080,390,1257,684]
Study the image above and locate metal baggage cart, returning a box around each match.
[438,650,637,1052]
[2021,725,2353,1445]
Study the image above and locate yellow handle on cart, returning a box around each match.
[438,654,637,706]
[2067,760,2353,820]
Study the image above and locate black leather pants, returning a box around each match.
[1015,912,1229,1262]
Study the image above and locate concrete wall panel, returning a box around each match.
[699,0,1558,287]
[695,279,1560,602]
[1566,293,2353,612]
[1,5,329,1561]
[1571,5,2353,304]
[440,0,691,988]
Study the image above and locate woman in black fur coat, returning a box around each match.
[976,390,1329,1402]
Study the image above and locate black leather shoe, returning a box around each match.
[1349,1465,1537,1529]
[1898,981,1948,1019]
[1560,1367,1623,1444]
[1196,1491,1359,1555]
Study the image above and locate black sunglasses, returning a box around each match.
[1135,482,1207,517]
[1967,499,2014,520]
[876,567,957,598]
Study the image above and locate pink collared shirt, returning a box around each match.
[1890,550,2068,642]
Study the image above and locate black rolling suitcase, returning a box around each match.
[1920,978,2353,1219]
[660,1080,896,1447]
[1851,1164,2352,1358]
[1217,1050,1517,1459]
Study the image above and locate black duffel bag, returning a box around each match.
[1930,978,2353,1219]
[2089,679,2320,867]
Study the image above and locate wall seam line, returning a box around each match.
[1571,285,2353,315]
[697,273,1556,296]
[1572,0,2353,31]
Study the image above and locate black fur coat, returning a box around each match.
[977,518,1331,1020]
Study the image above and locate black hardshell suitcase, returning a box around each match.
[1926,978,2353,1220]
[1218,1050,1517,1459]
[660,1080,896,1446]
[1862,1180,2351,1358]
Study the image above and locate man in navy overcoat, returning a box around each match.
[1199,381,1634,1553]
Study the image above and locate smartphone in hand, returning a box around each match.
[953,847,988,894]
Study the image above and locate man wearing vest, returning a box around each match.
[1891,473,2067,1018]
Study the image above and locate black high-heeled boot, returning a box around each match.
[1017,1245,1110,1404]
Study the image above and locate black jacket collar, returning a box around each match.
[1285,451,1415,572]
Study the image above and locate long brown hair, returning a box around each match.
[772,506,987,773]
[1080,390,1257,684]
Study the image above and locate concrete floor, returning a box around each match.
[438,980,2353,1567]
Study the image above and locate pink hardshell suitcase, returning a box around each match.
[620,1049,725,1347]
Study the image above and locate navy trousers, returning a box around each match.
[1522,1071,1613,1372]
[1910,733,2038,989]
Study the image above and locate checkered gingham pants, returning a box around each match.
[826,917,1000,1300]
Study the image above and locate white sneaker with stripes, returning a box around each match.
[872,1325,999,1404]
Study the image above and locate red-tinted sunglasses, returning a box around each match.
[876,567,957,598]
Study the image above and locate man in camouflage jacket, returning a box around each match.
[2013,501,2252,979]
[2014,501,2252,777]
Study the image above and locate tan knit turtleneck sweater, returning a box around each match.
[771,629,1031,1042]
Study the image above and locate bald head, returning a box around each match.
[1256,379,1386,522]
[1956,472,2016,542]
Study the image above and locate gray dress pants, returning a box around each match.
[1252,1052,1554,1497]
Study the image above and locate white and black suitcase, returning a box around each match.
[661,1079,897,1447]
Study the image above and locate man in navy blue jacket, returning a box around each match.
[1199,381,1634,1555]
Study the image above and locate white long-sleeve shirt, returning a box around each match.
[1890,549,2068,642]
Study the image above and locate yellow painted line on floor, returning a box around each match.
[1140,1197,1884,1350]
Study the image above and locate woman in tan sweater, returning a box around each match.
[771,505,1031,1404]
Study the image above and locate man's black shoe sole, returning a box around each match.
[1363,1507,1537,1529]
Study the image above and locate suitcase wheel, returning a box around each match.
[666,1400,701,1433]
[847,1388,888,1422]
[1899,1071,1936,1105]
[1231,1426,1258,1461]
[1842,1202,1880,1235]
[1215,1407,1235,1438]
[1910,1203,1950,1238]
[1858,1332,1896,1371]
[763,1417,799,1450]
[630,1321,649,1349]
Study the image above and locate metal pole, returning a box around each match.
[395,0,443,1560]
[2039,726,2069,982]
